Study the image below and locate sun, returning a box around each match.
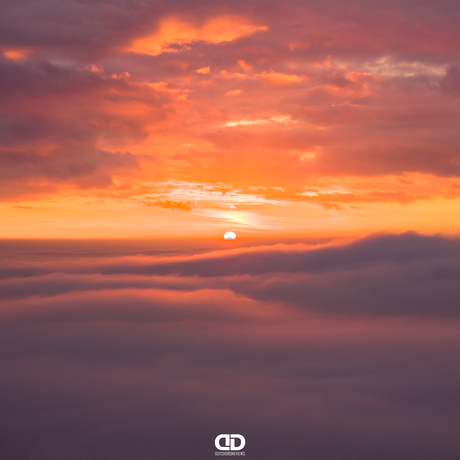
[224,231,236,240]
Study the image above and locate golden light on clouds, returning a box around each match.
[3,48,30,61]
[126,16,268,56]
[255,70,304,85]
[2,2,460,238]
[195,66,211,74]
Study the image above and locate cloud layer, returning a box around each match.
[2,0,460,229]
[1,233,460,459]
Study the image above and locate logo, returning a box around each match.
[215,434,246,456]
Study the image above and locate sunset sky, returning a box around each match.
[2,0,460,238]
[2,2,460,460]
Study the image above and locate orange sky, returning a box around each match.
[1,1,460,238]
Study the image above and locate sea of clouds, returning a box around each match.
[1,232,460,459]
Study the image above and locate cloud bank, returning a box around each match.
[1,233,460,459]
[2,0,460,216]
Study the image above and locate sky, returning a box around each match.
[2,2,460,459]
[1,0,460,237]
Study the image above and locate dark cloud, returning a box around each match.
[440,65,460,96]
[0,57,173,197]
[0,147,138,184]
[0,57,108,99]
[0,0,264,58]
